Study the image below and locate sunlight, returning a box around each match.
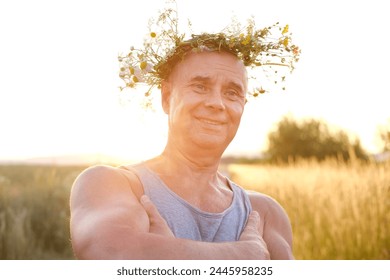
[100,97,168,163]
[0,0,389,162]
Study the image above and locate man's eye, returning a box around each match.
[225,90,239,99]
[193,84,206,91]
[227,91,237,96]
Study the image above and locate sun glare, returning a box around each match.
[0,0,389,163]
[101,99,168,163]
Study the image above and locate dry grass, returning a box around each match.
[229,159,390,259]
[0,165,85,259]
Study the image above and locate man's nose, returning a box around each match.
[204,90,226,110]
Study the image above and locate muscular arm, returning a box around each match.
[248,192,294,260]
[70,165,267,260]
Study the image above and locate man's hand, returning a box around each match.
[238,211,270,259]
[141,195,269,259]
[140,195,174,237]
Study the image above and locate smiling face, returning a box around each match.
[162,50,247,155]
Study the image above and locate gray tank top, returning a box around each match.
[121,163,252,242]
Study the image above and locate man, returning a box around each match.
[69,48,294,259]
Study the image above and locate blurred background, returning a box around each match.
[0,0,389,259]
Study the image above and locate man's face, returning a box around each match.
[162,51,247,153]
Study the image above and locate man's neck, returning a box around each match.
[149,142,225,191]
[164,138,221,168]
[145,142,233,212]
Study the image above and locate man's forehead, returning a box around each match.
[188,74,245,90]
[171,51,247,83]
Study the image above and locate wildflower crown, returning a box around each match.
[118,3,300,107]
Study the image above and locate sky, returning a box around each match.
[0,0,389,163]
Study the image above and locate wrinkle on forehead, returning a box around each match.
[167,51,248,92]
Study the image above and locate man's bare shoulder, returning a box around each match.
[246,190,281,216]
[74,165,121,183]
[72,165,140,190]
[70,165,142,209]
[72,166,119,195]
[247,190,291,227]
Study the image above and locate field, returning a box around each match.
[0,165,85,259]
[0,160,389,259]
[229,159,390,259]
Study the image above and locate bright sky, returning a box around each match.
[0,0,389,162]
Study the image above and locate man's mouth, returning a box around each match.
[197,118,225,126]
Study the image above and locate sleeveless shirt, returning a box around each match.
[120,163,252,242]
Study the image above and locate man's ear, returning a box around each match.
[161,80,171,114]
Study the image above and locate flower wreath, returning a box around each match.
[118,2,300,108]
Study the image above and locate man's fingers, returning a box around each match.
[140,195,162,222]
[240,211,270,259]
[246,211,260,232]
[140,195,174,237]
[239,211,261,241]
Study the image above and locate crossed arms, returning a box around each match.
[70,165,293,259]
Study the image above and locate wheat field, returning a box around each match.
[0,160,389,259]
[0,165,84,259]
[229,159,390,259]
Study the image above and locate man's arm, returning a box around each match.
[70,165,268,260]
[248,192,294,260]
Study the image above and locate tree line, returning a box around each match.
[264,116,390,163]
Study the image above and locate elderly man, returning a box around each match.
[70,8,299,259]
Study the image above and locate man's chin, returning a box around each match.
[192,135,231,152]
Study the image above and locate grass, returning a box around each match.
[0,159,389,259]
[0,164,86,259]
[229,158,390,259]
